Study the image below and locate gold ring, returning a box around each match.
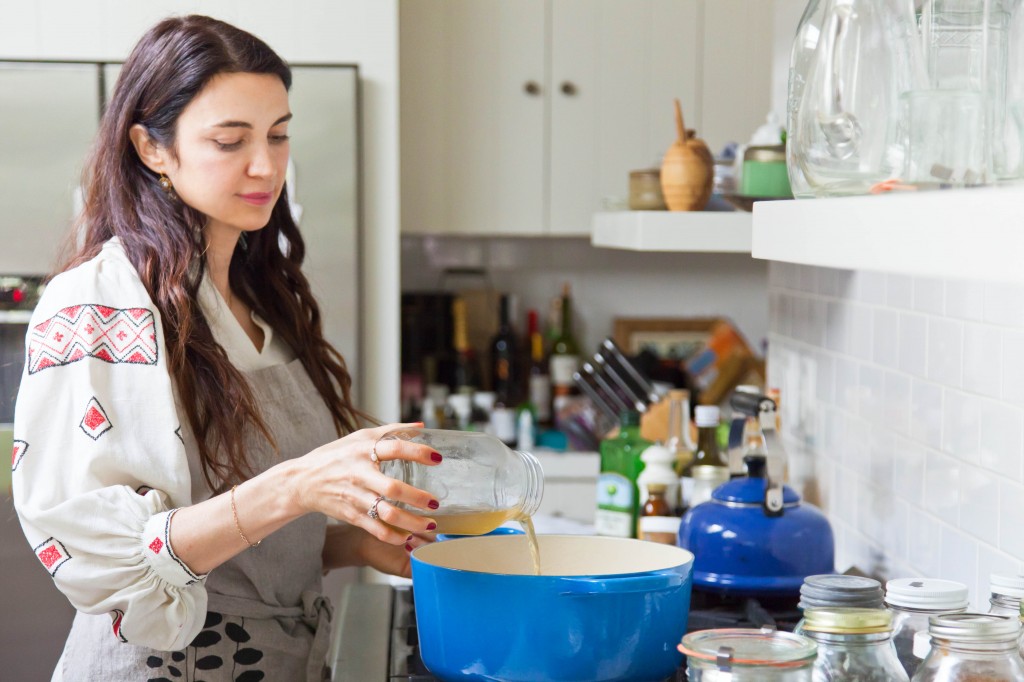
[367,495,385,520]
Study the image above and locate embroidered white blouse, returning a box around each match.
[12,238,295,652]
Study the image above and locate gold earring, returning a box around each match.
[158,173,174,193]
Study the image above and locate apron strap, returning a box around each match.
[207,590,334,682]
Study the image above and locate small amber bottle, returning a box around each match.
[638,482,680,544]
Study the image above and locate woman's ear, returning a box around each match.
[129,124,167,174]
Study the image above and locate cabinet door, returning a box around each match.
[548,0,701,235]
[401,0,546,235]
[0,63,100,274]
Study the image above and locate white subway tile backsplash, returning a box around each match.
[770,262,1024,596]
[979,400,1023,481]
[945,280,986,322]
[893,438,927,508]
[924,450,960,524]
[873,308,900,368]
[984,282,1024,328]
[883,371,911,436]
[939,526,979,596]
[998,480,1024,560]
[850,304,874,362]
[911,380,943,450]
[907,507,943,579]
[899,313,928,378]
[826,301,850,354]
[1001,330,1024,406]
[887,274,915,309]
[914,277,945,316]
[926,318,963,388]
[943,390,981,463]
[963,323,1002,398]
[959,467,1000,547]
[853,271,887,306]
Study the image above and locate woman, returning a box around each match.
[12,15,437,681]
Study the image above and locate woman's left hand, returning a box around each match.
[323,523,434,579]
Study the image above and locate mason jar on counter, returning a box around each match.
[912,613,1024,682]
[988,573,1024,617]
[884,578,969,679]
[678,627,816,681]
[801,608,909,682]
[793,574,885,635]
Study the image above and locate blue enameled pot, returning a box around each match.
[410,534,694,682]
[677,457,834,596]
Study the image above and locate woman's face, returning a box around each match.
[163,72,291,238]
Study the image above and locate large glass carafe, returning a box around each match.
[790,0,925,195]
[787,0,826,198]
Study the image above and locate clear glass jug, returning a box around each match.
[378,427,543,535]
[915,0,1015,183]
[790,0,926,195]
[787,0,826,198]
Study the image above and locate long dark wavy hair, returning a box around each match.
[60,15,365,490]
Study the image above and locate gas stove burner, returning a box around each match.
[686,588,803,633]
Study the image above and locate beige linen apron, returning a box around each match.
[59,358,340,682]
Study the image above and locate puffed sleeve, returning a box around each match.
[11,239,208,651]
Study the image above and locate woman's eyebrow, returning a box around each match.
[210,113,293,129]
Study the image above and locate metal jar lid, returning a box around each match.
[799,575,884,610]
[928,613,1021,642]
[802,607,893,634]
[885,578,970,611]
[692,465,731,482]
[679,628,817,670]
[990,573,1024,599]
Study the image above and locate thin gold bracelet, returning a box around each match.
[231,484,261,549]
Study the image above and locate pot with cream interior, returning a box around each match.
[410,534,694,682]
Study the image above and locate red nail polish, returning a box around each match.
[428,499,440,510]
[431,451,443,463]
[426,522,437,531]
[405,543,413,552]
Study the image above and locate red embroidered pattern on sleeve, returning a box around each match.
[27,304,158,374]
[34,537,71,576]
[11,439,28,471]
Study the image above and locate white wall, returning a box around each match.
[769,263,1024,611]
[0,0,401,422]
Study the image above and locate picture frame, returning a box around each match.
[612,317,722,361]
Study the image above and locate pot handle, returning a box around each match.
[558,573,685,596]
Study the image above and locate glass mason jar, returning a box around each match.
[378,427,543,535]
[794,574,885,635]
[679,627,817,681]
[802,607,909,681]
[913,613,1024,682]
[988,573,1024,617]
[885,578,969,679]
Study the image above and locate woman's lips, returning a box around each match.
[239,192,273,206]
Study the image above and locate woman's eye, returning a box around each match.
[270,134,290,144]
[214,140,243,151]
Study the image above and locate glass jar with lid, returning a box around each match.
[988,573,1024,617]
[678,627,816,681]
[884,578,969,679]
[794,574,885,634]
[801,607,909,681]
[378,427,543,535]
[913,613,1024,682]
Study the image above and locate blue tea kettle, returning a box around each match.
[677,445,834,596]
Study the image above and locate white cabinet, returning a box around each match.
[401,0,713,236]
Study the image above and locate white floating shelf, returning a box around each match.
[0,310,32,324]
[591,211,753,253]
[752,185,1024,282]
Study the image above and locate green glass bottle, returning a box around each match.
[595,411,651,538]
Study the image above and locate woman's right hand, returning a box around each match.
[288,422,441,545]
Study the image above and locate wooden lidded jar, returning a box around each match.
[660,99,714,211]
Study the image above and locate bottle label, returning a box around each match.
[595,472,634,537]
[549,354,580,387]
[529,375,551,420]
